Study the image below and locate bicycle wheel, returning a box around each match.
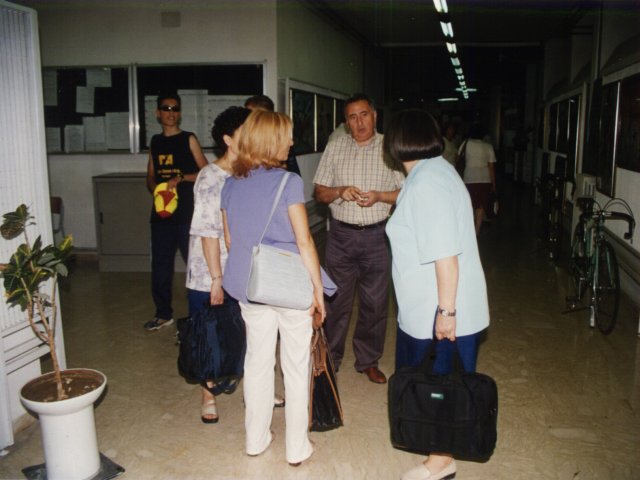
[567,223,587,305]
[593,240,620,334]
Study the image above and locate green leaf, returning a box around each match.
[32,235,43,253]
[0,205,31,240]
[55,263,68,277]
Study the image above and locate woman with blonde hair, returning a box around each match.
[221,110,334,466]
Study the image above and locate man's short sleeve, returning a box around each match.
[313,142,336,187]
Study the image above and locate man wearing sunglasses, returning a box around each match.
[145,93,208,331]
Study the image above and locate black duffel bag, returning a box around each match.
[176,292,246,396]
[388,340,498,461]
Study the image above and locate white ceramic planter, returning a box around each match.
[20,369,107,480]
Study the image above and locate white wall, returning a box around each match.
[599,6,639,69]
[277,2,362,95]
[34,1,278,79]
[543,38,571,96]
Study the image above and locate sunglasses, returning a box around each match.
[159,105,181,112]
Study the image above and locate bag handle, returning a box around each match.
[256,172,291,245]
[418,338,466,376]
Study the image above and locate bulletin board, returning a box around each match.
[43,67,130,153]
[42,63,264,153]
[136,64,263,150]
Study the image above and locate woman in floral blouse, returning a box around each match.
[186,106,250,423]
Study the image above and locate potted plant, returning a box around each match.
[1,204,107,480]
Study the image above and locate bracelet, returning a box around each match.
[437,306,456,317]
[211,274,222,281]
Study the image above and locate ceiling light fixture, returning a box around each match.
[433,0,448,14]
[439,21,453,38]
[437,97,459,102]
[433,0,472,100]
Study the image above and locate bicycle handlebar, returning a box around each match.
[576,196,636,241]
[591,211,635,240]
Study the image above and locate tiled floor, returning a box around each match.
[1,185,639,479]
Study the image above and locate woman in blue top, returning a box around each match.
[221,110,328,467]
[384,109,490,480]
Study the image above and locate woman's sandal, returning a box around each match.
[201,399,219,424]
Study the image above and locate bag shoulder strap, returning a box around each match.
[257,172,290,245]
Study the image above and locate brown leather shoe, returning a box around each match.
[362,366,387,384]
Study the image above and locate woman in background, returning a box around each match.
[186,106,250,423]
[384,109,490,480]
[441,122,458,167]
[459,123,496,235]
[221,110,330,466]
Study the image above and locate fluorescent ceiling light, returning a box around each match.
[440,22,453,38]
[446,42,457,54]
[450,57,460,67]
[437,97,459,102]
[433,0,448,14]
[455,87,477,92]
[454,67,463,74]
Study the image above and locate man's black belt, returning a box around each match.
[334,219,387,231]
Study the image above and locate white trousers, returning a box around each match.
[240,302,314,464]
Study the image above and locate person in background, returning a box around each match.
[221,110,331,466]
[145,93,208,331]
[244,94,301,176]
[327,121,350,143]
[313,93,404,384]
[441,122,458,167]
[384,109,490,480]
[186,106,250,423]
[460,122,497,235]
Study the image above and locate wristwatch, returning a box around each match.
[437,307,456,317]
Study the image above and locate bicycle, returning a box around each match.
[537,173,570,262]
[564,197,635,334]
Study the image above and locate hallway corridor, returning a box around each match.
[1,187,639,479]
